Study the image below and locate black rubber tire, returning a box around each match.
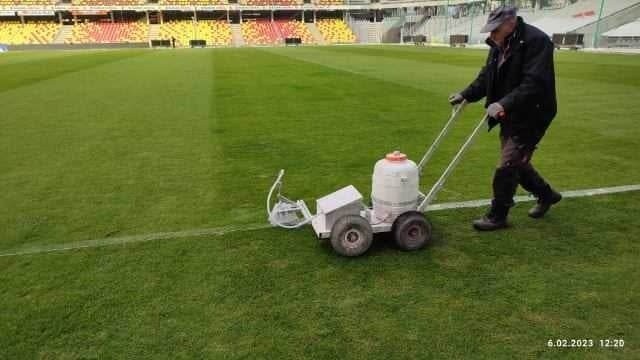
[392,211,432,251]
[330,215,374,257]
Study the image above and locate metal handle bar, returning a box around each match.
[417,100,468,174]
[266,169,285,216]
[418,113,489,211]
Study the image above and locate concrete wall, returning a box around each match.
[8,43,149,51]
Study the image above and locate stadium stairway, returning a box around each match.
[148,24,160,42]
[230,23,244,46]
[367,23,380,43]
[53,24,72,44]
[349,20,369,43]
[306,22,325,44]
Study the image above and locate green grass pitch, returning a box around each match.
[1,46,639,359]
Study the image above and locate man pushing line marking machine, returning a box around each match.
[450,5,561,231]
[267,5,562,257]
[267,102,490,257]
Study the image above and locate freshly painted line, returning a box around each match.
[425,184,640,211]
[1,184,639,257]
[0,223,271,258]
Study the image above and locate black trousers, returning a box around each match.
[490,132,553,217]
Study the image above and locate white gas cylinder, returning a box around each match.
[371,150,419,222]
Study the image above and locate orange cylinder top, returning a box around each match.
[385,150,407,162]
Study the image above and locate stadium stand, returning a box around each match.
[201,20,232,46]
[68,21,148,44]
[1,0,638,49]
[240,0,302,5]
[241,20,280,45]
[417,0,640,44]
[603,18,640,47]
[158,21,193,48]
[316,19,356,44]
[315,0,344,5]
[0,0,54,4]
[531,0,640,35]
[159,0,227,5]
[348,19,367,43]
[0,21,61,45]
[274,20,314,44]
[158,20,231,47]
[71,0,145,5]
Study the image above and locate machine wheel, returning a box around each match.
[330,215,373,257]
[392,211,432,251]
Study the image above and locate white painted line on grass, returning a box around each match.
[0,223,271,258]
[1,184,639,257]
[425,184,640,211]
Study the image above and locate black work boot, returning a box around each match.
[473,202,509,231]
[518,165,562,218]
[473,167,518,231]
[528,188,562,218]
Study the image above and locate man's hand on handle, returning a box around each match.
[487,102,505,120]
[448,93,465,106]
[447,94,505,123]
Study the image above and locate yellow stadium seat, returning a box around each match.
[241,20,279,46]
[158,20,231,47]
[239,0,302,5]
[276,20,314,44]
[159,0,228,4]
[314,0,344,5]
[316,19,355,44]
[0,0,54,4]
[71,0,145,5]
[0,21,61,45]
[68,21,148,44]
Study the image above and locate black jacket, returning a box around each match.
[461,17,557,146]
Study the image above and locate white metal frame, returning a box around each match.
[267,102,488,238]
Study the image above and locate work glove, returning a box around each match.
[487,102,505,119]
[448,93,465,106]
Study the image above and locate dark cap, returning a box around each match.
[480,5,517,33]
